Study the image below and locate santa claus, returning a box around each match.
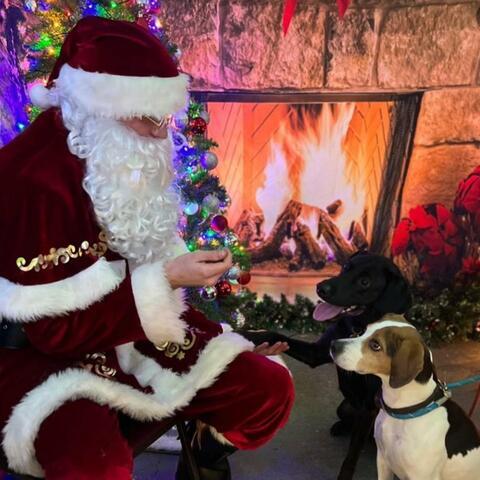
[0,16,294,480]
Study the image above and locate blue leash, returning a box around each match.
[446,374,480,390]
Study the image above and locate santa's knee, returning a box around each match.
[34,399,133,480]
[237,352,295,412]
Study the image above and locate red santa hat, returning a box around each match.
[29,16,189,118]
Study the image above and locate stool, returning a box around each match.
[0,419,199,480]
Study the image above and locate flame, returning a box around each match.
[255,142,292,235]
[256,104,366,247]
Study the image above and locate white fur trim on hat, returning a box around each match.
[52,64,190,118]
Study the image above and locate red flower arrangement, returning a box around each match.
[392,203,463,283]
[454,166,480,233]
[460,257,480,276]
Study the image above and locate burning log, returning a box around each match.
[349,221,369,251]
[289,223,327,271]
[249,200,302,263]
[317,209,355,264]
[233,209,265,246]
[326,199,343,220]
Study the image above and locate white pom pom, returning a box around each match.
[28,83,58,109]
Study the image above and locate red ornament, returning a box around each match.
[188,117,207,135]
[211,215,229,233]
[238,272,251,285]
[216,280,232,297]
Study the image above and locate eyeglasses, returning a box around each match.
[144,115,173,129]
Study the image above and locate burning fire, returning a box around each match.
[256,104,366,245]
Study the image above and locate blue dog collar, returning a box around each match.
[379,384,452,420]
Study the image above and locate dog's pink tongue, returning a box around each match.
[313,302,345,322]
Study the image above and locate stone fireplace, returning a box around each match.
[162,0,480,297]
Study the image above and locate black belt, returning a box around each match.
[0,318,30,349]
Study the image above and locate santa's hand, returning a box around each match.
[254,342,290,356]
[165,249,233,289]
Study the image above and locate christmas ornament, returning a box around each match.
[200,286,217,302]
[232,310,246,328]
[188,117,207,135]
[174,111,189,130]
[199,110,210,124]
[238,271,252,285]
[172,132,188,150]
[227,266,241,281]
[211,215,229,233]
[200,152,218,170]
[216,280,232,297]
[224,232,239,247]
[183,202,199,216]
[202,194,220,212]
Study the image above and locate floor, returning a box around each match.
[134,340,480,480]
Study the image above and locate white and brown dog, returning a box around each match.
[330,314,480,480]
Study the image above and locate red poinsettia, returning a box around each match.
[454,165,480,232]
[392,204,463,281]
[460,257,480,276]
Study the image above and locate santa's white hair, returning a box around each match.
[58,95,181,265]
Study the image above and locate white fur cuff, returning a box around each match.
[0,259,126,322]
[130,261,188,344]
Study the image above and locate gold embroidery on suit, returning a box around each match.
[155,330,197,361]
[77,352,117,379]
[16,231,108,272]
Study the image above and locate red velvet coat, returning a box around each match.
[0,109,252,477]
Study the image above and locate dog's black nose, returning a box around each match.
[317,282,334,298]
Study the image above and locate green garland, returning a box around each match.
[191,279,480,345]
[407,279,480,345]
[189,288,324,335]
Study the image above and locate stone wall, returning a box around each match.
[162,0,480,215]
[162,0,480,92]
[402,87,480,215]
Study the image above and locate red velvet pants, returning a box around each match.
[33,352,294,480]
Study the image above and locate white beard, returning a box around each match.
[64,110,181,265]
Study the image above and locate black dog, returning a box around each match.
[242,252,411,480]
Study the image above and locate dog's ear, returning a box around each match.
[389,336,425,389]
[375,261,412,314]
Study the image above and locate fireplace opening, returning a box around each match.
[195,92,422,298]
